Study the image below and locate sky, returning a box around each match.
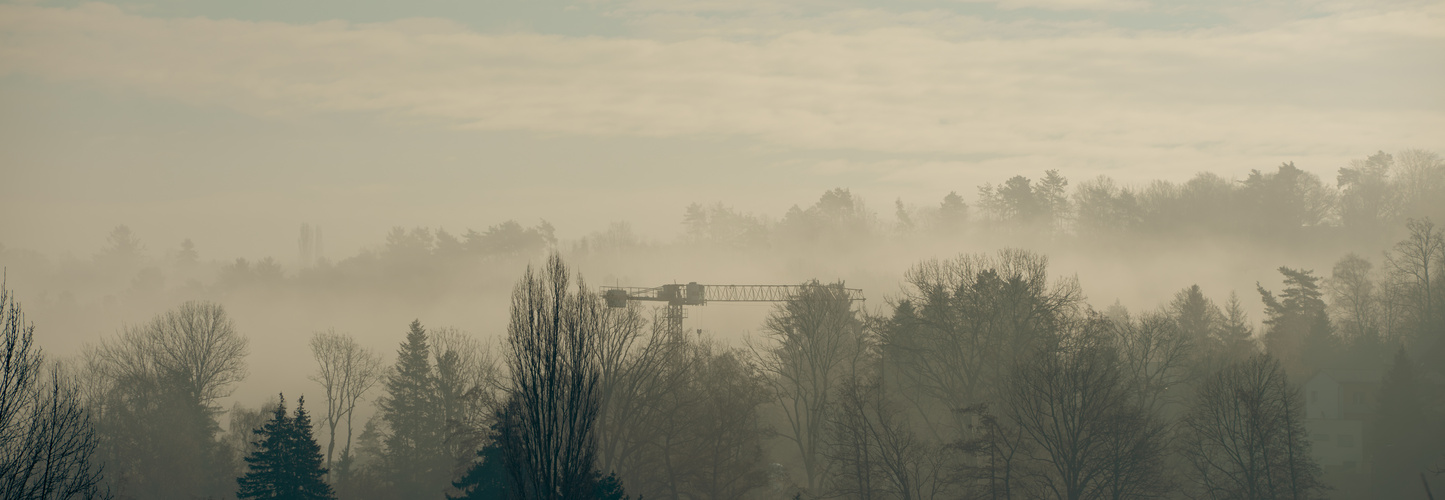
[1,0,1442,262]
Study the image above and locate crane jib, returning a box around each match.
[600,282,865,308]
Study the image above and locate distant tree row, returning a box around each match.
[7,149,1439,313]
[682,149,1445,249]
[7,215,1444,499]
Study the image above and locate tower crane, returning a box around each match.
[601,282,865,339]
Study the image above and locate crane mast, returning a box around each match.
[601,282,865,339]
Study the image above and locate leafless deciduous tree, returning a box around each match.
[309,330,384,474]
[431,326,504,489]
[1,284,110,500]
[84,300,248,499]
[826,372,959,500]
[501,254,603,500]
[992,324,1170,500]
[1111,310,1194,416]
[679,341,773,500]
[633,337,773,500]
[1386,218,1445,346]
[93,301,249,409]
[593,305,687,486]
[755,281,868,494]
[1328,253,1380,340]
[1178,355,1324,500]
[224,398,279,479]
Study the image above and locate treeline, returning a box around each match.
[5,149,1442,308]
[689,149,1445,248]
[5,216,1443,498]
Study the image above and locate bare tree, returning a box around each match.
[501,254,603,500]
[1386,218,1445,344]
[636,337,773,500]
[86,302,248,410]
[682,341,773,500]
[1111,310,1194,416]
[1178,355,1325,500]
[84,300,248,499]
[223,398,279,479]
[431,327,502,404]
[593,305,689,490]
[309,330,384,475]
[1328,253,1380,340]
[994,323,1169,500]
[1394,149,1445,217]
[826,372,959,500]
[1,284,110,500]
[431,327,504,489]
[755,281,867,493]
[0,286,42,460]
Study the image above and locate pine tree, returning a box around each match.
[1215,292,1257,362]
[594,472,630,500]
[450,416,511,500]
[1172,284,1221,346]
[1258,267,1335,378]
[238,394,335,500]
[290,397,336,500]
[239,396,292,499]
[379,320,448,496]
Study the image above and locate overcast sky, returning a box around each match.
[2,0,1441,261]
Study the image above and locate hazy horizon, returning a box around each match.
[2,1,1442,499]
[4,0,1441,259]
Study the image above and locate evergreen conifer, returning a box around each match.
[449,420,510,500]
[238,394,336,500]
[379,320,448,495]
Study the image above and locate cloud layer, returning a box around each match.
[1,1,1441,177]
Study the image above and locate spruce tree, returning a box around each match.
[1216,291,1257,362]
[238,394,336,500]
[1171,284,1221,346]
[379,320,447,495]
[290,397,336,500]
[239,395,292,499]
[450,417,511,500]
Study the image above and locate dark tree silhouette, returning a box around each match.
[378,320,449,496]
[756,281,867,493]
[1179,355,1324,500]
[1371,348,1439,499]
[884,249,1082,439]
[1258,267,1334,378]
[0,284,110,500]
[995,325,1169,500]
[84,300,247,499]
[1386,218,1445,351]
[237,394,335,500]
[501,254,603,500]
[451,414,512,500]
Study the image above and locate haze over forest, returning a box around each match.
[1,0,1443,499]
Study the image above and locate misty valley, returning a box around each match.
[4,153,1445,500]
